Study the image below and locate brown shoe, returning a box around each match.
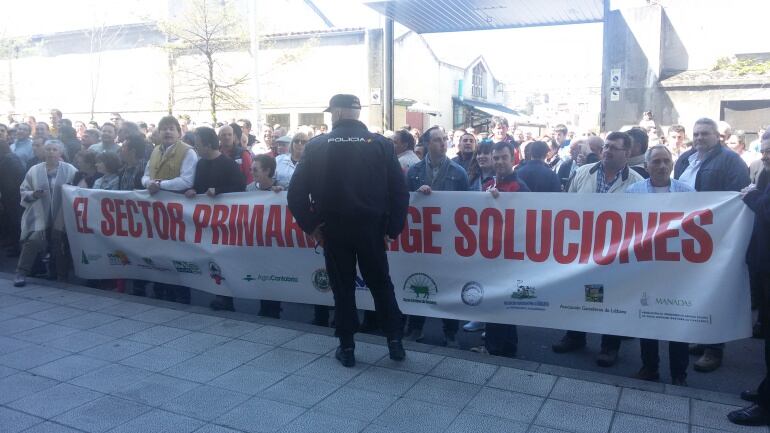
[694,348,722,372]
[596,348,619,367]
[634,366,660,381]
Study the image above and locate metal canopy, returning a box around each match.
[364,0,605,33]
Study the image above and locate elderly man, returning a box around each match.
[553,131,643,367]
[14,140,78,286]
[81,129,100,151]
[729,132,770,425]
[675,117,751,372]
[627,145,693,385]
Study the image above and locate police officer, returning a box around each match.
[288,94,409,367]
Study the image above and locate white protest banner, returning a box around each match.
[62,185,753,343]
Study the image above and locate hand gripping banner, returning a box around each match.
[62,185,754,343]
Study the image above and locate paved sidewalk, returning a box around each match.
[0,275,766,433]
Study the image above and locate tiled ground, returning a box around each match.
[0,276,767,433]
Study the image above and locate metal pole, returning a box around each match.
[383,17,394,131]
[248,0,262,133]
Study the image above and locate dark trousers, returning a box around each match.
[154,283,190,304]
[322,217,403,345]
[486,323,518,357]
[407,315,459,336]
[640,339,689,379]
[755,273,770,409]
[566,330,622,351]
[259,300,281,318]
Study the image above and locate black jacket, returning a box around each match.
[287,118,409,239]
[744,171,770,273]
[515,160,561,192]
[673,145,750,192]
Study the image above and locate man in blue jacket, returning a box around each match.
[674,117,751,373]
[406,126,469,347]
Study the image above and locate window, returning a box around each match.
[472,63,487,99]
[299,113,324,127]
[266,114,290,129]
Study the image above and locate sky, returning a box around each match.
[2,0,603,90]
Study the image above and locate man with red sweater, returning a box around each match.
[473,141,529,357]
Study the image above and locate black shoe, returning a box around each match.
[634,366,660,382]
[728,404,770,426]
[742,390,761,403]
[671,376,687,387]
[335,346,355,367]
[552,336,586,354]
[388,339,406,361]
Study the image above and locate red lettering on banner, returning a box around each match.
[593,211,623,265]
[401,206,422,253]
[526,210,552,262]
[152,202,169,240]
[423,207,442,254]
[244,205,264,246]
[454,207,476,257]
[167,203,185,241]
[125,200,142,237]
[579,211,594,264]
[479,208,502,259]
[681,209,713,263]
[284,208,308,248]
[227,205,238,245]
[100,198,115,235]
[210,205,229,244]
[193,204,211,243]
[234,205,249,246]
[265,205,285,247]
[114,199,128,237]
[654,212,684,261]
[553,210,579,264]
[504,209,524,260]
[618,212,655,263]
[137,201,154,238]
[73,197,93,234]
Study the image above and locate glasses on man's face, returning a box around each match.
[602,143,625,152]
[293,140,308,145]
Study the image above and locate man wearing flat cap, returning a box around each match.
[288,94,409,367]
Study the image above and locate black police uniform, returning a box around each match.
[287,118,409,347]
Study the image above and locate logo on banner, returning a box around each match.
[138,257,170,272]
[243,274,255,282]
[403,273,438,304]
[584,284,604,303]
[312,269,331,292]
[81,251,101,265]
[355,275,369,291]
[209,261,225,285]
[257,274,299,283]
[107,250,131,266]
[461,281,484,306]
[511,280,537,299]
[641,292,649,306]
[172,260,202,275]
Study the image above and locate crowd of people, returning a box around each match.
[1,105,769,425]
